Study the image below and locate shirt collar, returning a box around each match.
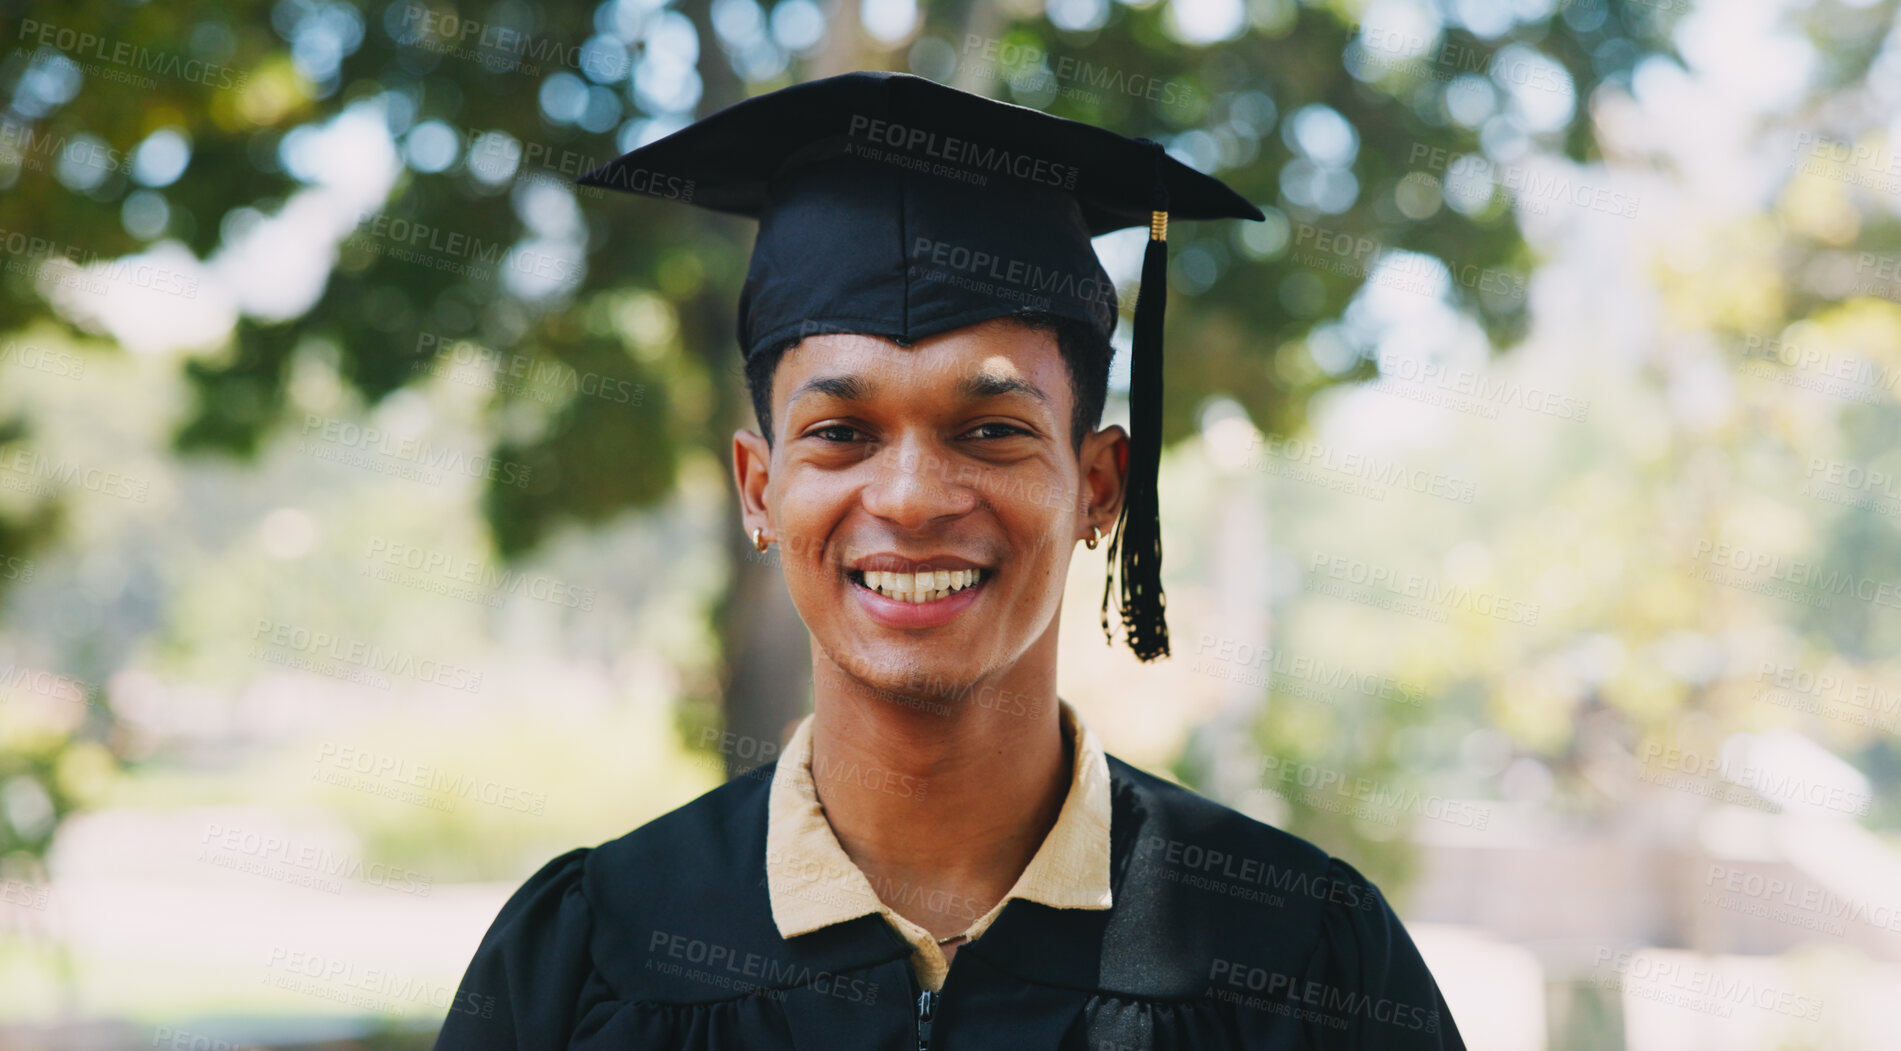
[765,698,1114,942]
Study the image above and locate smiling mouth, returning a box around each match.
[848,568,988,603]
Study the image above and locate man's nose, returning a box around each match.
[859,439,976,527]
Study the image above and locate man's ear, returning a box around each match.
[733,429,773,538]
[1079,424,1129,538]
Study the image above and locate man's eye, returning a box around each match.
[966,422,1030,440]
[812,425,861,443]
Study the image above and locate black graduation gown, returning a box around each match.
[432,755,1466,1050]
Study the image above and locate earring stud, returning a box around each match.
[752,527,769,553]
[1085,526,1102,550]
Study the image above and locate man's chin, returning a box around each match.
[818,637,989,718]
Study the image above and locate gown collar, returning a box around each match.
[763,698,1115,990]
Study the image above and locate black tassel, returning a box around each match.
[1101,144,1171,662]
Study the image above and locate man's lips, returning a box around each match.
[848,554,987,574]
[847,567,988,628]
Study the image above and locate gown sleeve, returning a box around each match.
[1303,856,1467,1050]
[433,848,598,1051]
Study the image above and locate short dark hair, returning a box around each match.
[746,311,1113,454]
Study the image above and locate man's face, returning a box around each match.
[733,319,1125,702]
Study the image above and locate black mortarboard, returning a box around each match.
[578,71,1261,662]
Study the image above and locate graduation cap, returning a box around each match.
[578,71,1261,662]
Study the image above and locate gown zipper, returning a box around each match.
[915,987,939,1051]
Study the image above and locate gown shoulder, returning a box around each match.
[431,847,598,1051]
[1101,757,1466,1048]
[433,769,835,1050]
[1282,855,1467,1048]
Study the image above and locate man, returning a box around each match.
[433,72,1464,1050]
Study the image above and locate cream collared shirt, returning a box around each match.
[764,699,1114,992]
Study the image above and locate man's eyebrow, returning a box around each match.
[788,374,873,406]
[956,373,1048,404]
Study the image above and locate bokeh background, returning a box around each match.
[3,0,1900,1047]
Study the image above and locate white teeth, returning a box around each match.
[858,567,984,600]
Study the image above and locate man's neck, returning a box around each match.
[806,633,1070,942]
